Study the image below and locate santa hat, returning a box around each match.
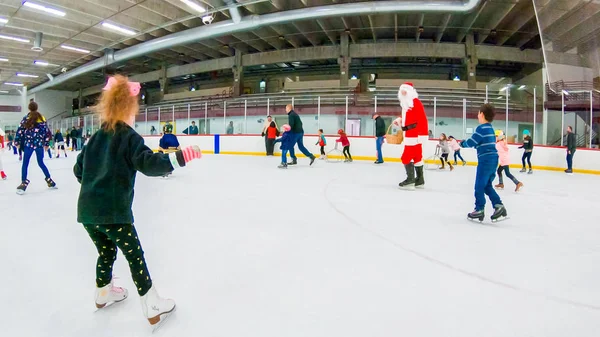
[398,82,418,101]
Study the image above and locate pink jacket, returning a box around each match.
[496,141,510,166]
[449,138,460,151]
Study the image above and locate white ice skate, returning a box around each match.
[141,285,176,332]
[95,279,128,309]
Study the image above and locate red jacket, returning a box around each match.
[266,126,278,139]
[336,134,350,147]
[402,98,429,146]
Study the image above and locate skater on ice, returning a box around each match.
[437,133,453,171]
[0,126,6,180]
[459,104,508,222]
[315,129,327,160]
[13,101,56,194]
[393,82,429,189]
[73,75,201,329]
[448,135,466,166]
[275,124,294,169]
[519,129,533,174]
[336,129,352,162]
[495,130,524,192]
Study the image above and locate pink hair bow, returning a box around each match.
[103,77,141,97]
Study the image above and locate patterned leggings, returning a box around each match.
[83,224,152,296]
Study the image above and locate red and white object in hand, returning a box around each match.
[182,145,202,163]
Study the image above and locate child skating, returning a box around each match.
[437,133,453,171]
[74,75,201,330]
[494,130,523,192]
[519,129,533,174]
[54,129,67,158]
[448,135,466,166]
[315,129,327,160]
[275,124,293,169]
[460,104,508,223]
[14,102,57,194]
[336,129,352,162]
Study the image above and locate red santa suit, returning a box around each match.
[394,83,429,166]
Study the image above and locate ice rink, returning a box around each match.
[1,149,599,337]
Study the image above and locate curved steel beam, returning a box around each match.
[30,0,481,93]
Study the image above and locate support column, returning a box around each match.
[465,33,478,90]
[233,49,244,97]
[21,86,28,115]
[338,32,350,88]
[359,72,370,92]
[158,62,168,101]
[78,88,83,114]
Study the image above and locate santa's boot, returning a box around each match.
[398,163,415,190]
[414,165,425,189]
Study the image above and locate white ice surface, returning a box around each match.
[0,150,599,337]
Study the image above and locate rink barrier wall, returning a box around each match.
[140,134,600,175]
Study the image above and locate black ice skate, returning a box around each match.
[527,169,533,174]
[519,167,526,173]
[45,177,57,189]
[16,179,30,195]
[288,159,297,166]
[414,165,425,189]
[467,209,485,222]
[309,156,316,166]
[278,163,288,169]
[398,163,416,190]
[490,204,508,222]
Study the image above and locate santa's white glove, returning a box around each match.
[392,117,402,127]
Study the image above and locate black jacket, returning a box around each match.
[375,116,386,137]
[70,129,78,139]
[519,135,533,151]
[288,110,304,133]
[566,132,576,153]
[74,122,186,224]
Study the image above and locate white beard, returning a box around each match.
[400,96,414,113]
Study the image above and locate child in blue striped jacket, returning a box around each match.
[460,104,508,222]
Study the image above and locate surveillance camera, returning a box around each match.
[202,14,214,25]
[61,67,67,73]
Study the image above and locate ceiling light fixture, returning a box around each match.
[61,45,90,54]
[0,57,8,62]
[34,60,49,66]
[0,90,10,94]
[17,73,39,78]
[0,34,30,43]
[5,82,24,86]
[23,1,66,17]
[181,0,206,13]
[0,17,8,24]
[102,22,136,36]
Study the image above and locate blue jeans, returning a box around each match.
[566,151,575,170]
[22,147,51,181]
[289,132,313,160]
[77,137,82,150]
[281,149,289,164]
[453,149,464,163]
[474,157,502,211]
[376,136,384,162]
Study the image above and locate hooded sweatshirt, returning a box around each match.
[496,139,510,166]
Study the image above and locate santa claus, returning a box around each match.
[393,82,429,189]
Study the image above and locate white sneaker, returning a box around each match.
[140,285,176,325]
[95,280,128,309]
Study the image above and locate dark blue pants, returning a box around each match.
[453,149,464,163]
[289,132,313,160]
[281,149,289,164]
[376,136,384,162]
[521,151,532,169]
[474,157,502,211]
[22,147,51,181]
[497,165,519,185]
[566,151,575,170]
